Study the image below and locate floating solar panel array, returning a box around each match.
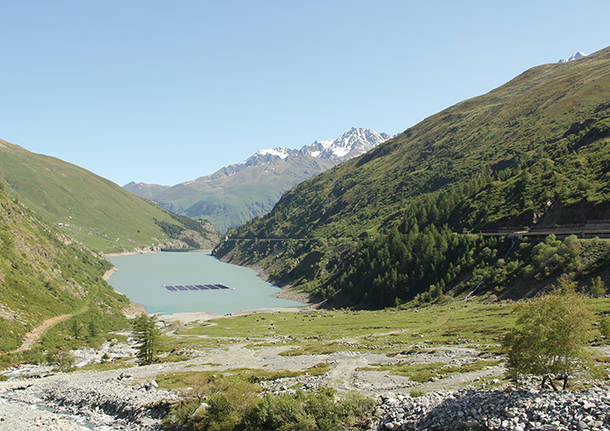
[163,284,232,292]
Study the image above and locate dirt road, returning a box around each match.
[8,314,73,354]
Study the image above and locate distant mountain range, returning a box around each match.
[124,128,390,232]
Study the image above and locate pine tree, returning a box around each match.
[132,313,159,365]
[71,319,81,340]
[88,320,98,338]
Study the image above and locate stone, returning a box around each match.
[191,402,210,418]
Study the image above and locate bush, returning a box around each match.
[502,277,593,390]
[243,387,374,431]
[199,379,260,431]
[46,349,75,372]
[409,389,425,397]
[589,276,605,298]
[163,384,374,431]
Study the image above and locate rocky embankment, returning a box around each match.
[0,372,177,430]
[375,386,610,431]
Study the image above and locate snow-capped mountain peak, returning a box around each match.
[558,51,587,63]
[211,128,391,179]
[301,127,391,161]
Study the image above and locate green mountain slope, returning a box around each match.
[0,185,129,351]
[214,47,610,307]
[0,141,219,253]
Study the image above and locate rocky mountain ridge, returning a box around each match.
[247,127,391,165]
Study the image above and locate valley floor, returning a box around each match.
[1,300,609,430]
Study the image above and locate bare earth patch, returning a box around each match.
[8,314,73,354]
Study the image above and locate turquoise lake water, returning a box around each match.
[106,252,304,314]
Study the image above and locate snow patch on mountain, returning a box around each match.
[257,147,290,159]
[558,51,587,63]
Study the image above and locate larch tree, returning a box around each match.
[132,313,160,365]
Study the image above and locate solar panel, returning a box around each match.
[162,284,232,291]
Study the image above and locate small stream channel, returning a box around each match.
[0,395,101,430]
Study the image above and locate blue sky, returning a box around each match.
[0,1,608,185]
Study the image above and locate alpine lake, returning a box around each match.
[106,251,304,314]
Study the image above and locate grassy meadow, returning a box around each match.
[177,297,610,356]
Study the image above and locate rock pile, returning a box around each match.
[375,387,610,430]
[259,374,325,394]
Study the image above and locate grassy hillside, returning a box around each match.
[0,141,219,253]
[0,184,129,352]
[126,156,335,232]
[215,47,610,307]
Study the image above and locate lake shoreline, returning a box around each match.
[102,267,118,282]
[102,266,147,318]
[214,254,323,306]
[104,247,213,257]
[103,246,160,257]
[156,305,310,324]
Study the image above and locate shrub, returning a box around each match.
[163,383,374,431]
[243,387,374,431]
[589,276,605,298]
[46,349,75,372]
[502,277,593,390]
[601,316,610,339]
